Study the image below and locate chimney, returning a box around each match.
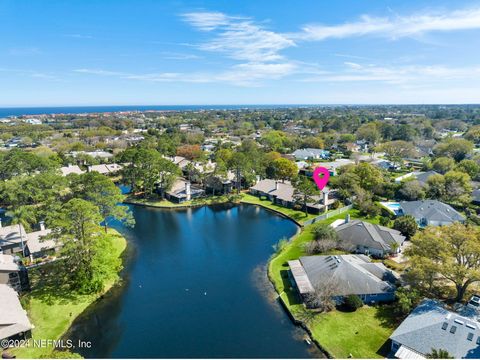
[345,214,350,224]
[185,182,191,201]
[0,218,2,228]
[39,221,46,231]
[275,181,279,190]
[323,189,329,213]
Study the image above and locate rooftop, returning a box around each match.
[390,299,480,359]
[292,254,395,296]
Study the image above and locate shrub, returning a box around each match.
[311,223,338,241]
[393,215,418,239]
[344,294,363,311]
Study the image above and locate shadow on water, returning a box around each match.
[64,204,321,358]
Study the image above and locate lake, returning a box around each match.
[66,204,319,358]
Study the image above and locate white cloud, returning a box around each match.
[73,61,299,86]
[182,11,295,62]
[303,62,480,85]
[297,7,480,41]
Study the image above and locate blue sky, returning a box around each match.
[1,0,480,106]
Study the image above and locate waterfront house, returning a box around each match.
[165,178,205,203]
[398,200,465,227]
[288,254,397,305]
[0,254,29,292]
[389,299,480,359]
[25,222,58,259]
[1,221,58,259]
[249,179,328,214]
[0,223,27,255]
[0,284,32,342]
[333,218,406,258]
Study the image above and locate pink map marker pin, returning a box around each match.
[312,167,330,191]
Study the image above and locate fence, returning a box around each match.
[303,204,353,226]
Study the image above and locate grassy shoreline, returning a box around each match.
[125,192,318,226]
[12,229,127,359]
[267,209,398,359]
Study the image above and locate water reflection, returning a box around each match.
[67,204,318,358]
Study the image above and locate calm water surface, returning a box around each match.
[66,204,318,358]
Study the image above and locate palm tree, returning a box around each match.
[6,205,36,257]
[427,348,453,359]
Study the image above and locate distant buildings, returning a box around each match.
[288,254,397,305]
[390,299,480,359]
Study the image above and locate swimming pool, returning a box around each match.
[380,202,402,215]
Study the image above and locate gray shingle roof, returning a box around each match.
[390,299,480,358]
[0,284,32,341]
[399,200,465,224]
[335,220,405,253]
[0,225,27,247]
[297,254,395,296]
[415,171,440,185]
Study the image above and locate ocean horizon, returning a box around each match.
[0,104,325,117]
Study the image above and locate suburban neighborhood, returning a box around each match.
[2,0,480,358]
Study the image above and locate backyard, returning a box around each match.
[268,209,398,358]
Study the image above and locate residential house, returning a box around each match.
[60,165,85,176]
[165,178,205,203]
[0,223,27,255]
[87,163,123,175]
[371,159,400,171]
[70,150,114,160]
[394,171,439,184]
[333,218,406,258]
[249,179,330,214]
[288,254,396,305]
[398,200,465,227]
[472,188,480,205]
[292,148,330,161]
[299,159,354,177]
[0,284,32,342]
[389,299,480,359]
[25,222,58,259]
[0,222,57,259]
[0,254,29,292]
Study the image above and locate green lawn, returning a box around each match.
[268,209,398,358]
[309,306,398,358]
[241,193,318,223]
[13,229,127,359]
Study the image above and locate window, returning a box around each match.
[477,337,480,345]
[442,322,448,330]
[450,326,457,334]
[468,333,474,341]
